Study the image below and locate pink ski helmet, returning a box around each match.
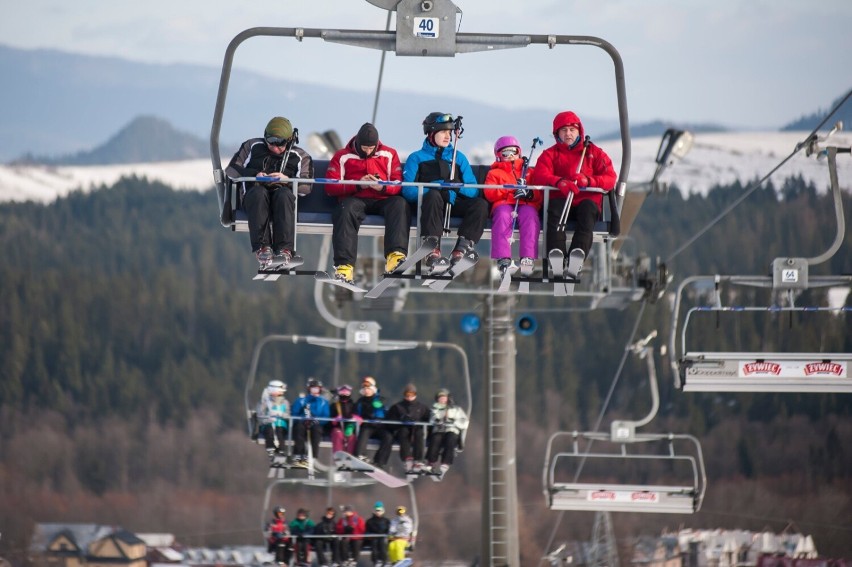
[493,136,521,160]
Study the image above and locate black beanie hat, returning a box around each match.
[356,123,379,146]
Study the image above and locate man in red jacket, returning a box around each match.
[529,111,617,277]
[335,504,366,566]
[324,123,410,285]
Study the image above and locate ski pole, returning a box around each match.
[443,116,464,235]
[509,137,543,245]
[557,135,590,232]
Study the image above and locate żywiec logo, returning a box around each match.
[742,362,782,376]
[589,491,616,501]
[804,362,844,376]
[631,492,659,502]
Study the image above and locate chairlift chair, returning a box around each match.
[669,127,852,393]
[542,332,707,514]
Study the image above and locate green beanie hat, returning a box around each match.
[265,117,293,140]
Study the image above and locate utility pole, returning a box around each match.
[482,293,520,566]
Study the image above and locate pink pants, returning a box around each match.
[490,204,540,259]
[331,428,356,454]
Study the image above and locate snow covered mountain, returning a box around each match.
[0,131,849,205]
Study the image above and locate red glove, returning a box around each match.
[556,178,580,197]
[571,172,591,188]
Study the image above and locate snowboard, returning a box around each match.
[423,250,480,291]
[365,236,441,299]
[333,451,408,488]
[314,272,368,293]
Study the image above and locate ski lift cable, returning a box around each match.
[370,10,392,125]
[664,88,852,265]
[536,300,648,567]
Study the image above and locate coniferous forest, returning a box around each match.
[0,176,850,563]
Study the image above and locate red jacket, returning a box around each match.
[528,111,617,209]
[324,137,403,199]
[483,159,542,211]
[267,517,291,544]
[336,512,366,540]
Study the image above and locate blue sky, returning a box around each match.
[4,0,851,129]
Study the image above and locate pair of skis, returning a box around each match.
[362,237,479,298]
[495,249,584,295]
[254,254,305,282]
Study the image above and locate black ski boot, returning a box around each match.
[450,237,475,266]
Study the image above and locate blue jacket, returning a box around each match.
[401,139,479,204]
[291,394,331,419]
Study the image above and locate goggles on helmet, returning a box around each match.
[265,136,290,147]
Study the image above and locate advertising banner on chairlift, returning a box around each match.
[587,490,660,504]
[738,360,847,378]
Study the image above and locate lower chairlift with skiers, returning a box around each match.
[245,331,472,485]
[261,480,418,567]
[542,332,707,514]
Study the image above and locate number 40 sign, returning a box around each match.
[413,17,440,38]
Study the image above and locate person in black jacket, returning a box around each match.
[313,507,340,567]
[387,383,431,473]
[225,116,314,267]
[353,376,393,468]
[364,502,391,567]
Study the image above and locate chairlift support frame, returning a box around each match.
[670,133,852,393]
[542,333,707,514]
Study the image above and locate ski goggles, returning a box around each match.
[500,147,520,157]
[432,114,454,124]
[265,135,290,147]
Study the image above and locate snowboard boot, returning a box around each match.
[384,250,407,273]
[450,237,475,266]
[519,257,535,277]
[334,264,354,284]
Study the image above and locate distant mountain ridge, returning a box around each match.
[781,90,852,131]
[2,44,846,165]
[15,116,210,165]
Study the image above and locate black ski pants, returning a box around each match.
[262,425,288,452]
[293,419,323,459]
[395,424,425,462]
[314,537,340,566]
[545,198,599,258]
[370,535,389,565]
[355,424,394,466]
[426,430,460,465]
[268,539,293,565]
[419,190,489,244]
[243,183,296,253]
[332,196,411,266]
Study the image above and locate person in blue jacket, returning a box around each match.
[290,378,331,467]
[402,112,488,271]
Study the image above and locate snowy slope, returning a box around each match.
[0,131,849,204]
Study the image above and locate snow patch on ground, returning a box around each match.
[1,132,849,204]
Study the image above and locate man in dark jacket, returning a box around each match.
[225,116,314,268]
[364,502,391,567]
[388,383,431,472]
[353,376,393,468]
[313,507,340,567]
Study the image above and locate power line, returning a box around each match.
[665,88,852,265]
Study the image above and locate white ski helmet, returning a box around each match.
[268,380,286,394]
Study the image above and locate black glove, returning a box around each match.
[513,187,531,201]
